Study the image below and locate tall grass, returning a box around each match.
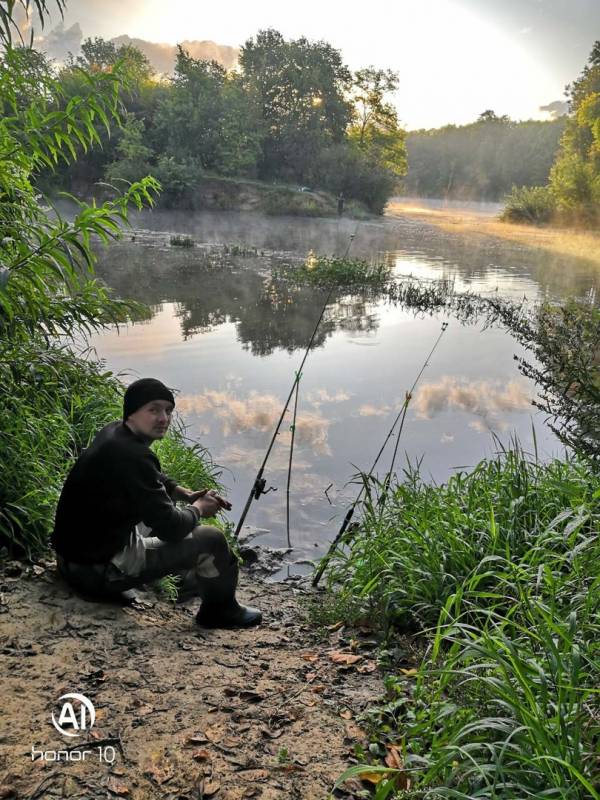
[327,442,600,798]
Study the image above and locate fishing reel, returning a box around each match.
[253,477,277,500]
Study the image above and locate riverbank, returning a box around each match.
[0,558,388,799]
[387,198,600,268]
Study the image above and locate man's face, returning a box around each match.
[126,399,174,441]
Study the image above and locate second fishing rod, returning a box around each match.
[312,320,449,586]
[233,225,360,540]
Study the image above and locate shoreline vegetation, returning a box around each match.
[387,198,600,269]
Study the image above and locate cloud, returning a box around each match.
[34,21,83,62]
[178,390,332,455]
[305,388,351,406]
[358,403,391,417]
[412,376,531,426]
[110,35,238,75]
[539,100,569,119]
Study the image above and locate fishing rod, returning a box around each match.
[312,320,449,587]
[233,225,360,540]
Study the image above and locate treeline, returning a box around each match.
[402,111,566,201]
[37,31,407,214]
[503,42,600,225]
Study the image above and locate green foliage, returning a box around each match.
[327,449,600,798]
[0,341,122,555]
[0,0,174,558]
[0,33,159,340]
[513,298,600,463]
[105,112,153,184]
[275,255,393,289]
[500,184,556,223]
[153,47,262,177]
[239,28,352,184]
[348,67,407,179]
[548,43,600,222]
[310,142,398,213]
[169,234,194,247]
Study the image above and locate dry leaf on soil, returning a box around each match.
[106,776,130,796]
[330,651,362,665]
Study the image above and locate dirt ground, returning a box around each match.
[386,199,600,268]
[0,557,390,800]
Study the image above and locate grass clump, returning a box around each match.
[326,444,600,798]
[170,234,195,247]
[500,184,556,224]
[274,254,393,290]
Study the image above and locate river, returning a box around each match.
[87,208,600,576]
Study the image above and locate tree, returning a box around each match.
[348,67,407,178]
[239,29,352,182]
[105,112,153,184]
[550,42,600,217]
[152,46,262,177]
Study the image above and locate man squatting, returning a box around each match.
[51,378,262,628]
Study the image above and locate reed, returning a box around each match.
[328,442,600,798]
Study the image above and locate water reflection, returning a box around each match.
[413,376,532,431]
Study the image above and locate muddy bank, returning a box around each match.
[0,558,394,800]
[387,198,600,269]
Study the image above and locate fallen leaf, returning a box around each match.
[339,709,353,719]
[344,721,366,740]
[145,761,174,785]
[223,687,263,703]
[301,652,318,662]
[385,746,403,770]
[192,749,211,761]
[305,671,317,682]
[330,651,362,665]
[187,734,208,745]
[311,684,326,693]
[400,668,418,677]
[261,727,284,739]
[357,770,385,785]
[357,661,377,674]
[327,621,344,631]
[107,776,130,796]
[201,779,221,797]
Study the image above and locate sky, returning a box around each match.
[34,0,600,130]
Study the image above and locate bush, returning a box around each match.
[500,184,556,223]
[310,143,398,214]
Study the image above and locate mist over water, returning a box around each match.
[88,209,600,577]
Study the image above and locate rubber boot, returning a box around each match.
[194,556,262,629]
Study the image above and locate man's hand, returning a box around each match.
[192,489,232,518]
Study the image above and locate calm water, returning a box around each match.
[88,209,600,574]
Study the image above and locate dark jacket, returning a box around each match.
[51,421,200,564]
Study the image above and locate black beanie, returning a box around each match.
[123,378,175,421]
